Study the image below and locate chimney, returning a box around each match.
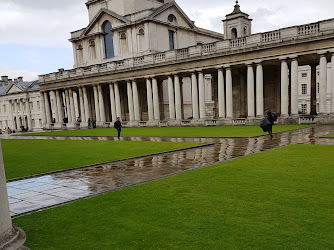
[8,79,12,83]
[1,76,8,82]
[14,79,18,83]
[18,76,23,82]
[58,68,64,72]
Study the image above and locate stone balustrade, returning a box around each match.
[39,18,334,83]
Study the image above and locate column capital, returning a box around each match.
[288,54,298,60]
[215,65,224,70]
[317,51,328,56]
[223,64,231,69]
[245,61,254,66]
[254,60,263,65]
[279,56,288,61]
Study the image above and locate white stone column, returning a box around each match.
[217,68,225,119]
[50,90,58,123]
[19,101,24,126]
[69,88,76,123]
[127,81,135,121]
[0,141,27,249]
[25,97,32,130]
[65,89,72,123]
[40,92,47,126]
[98,84,106,122]
[191,72,199,119]
[132,80,140,121]
[331,53,334,114]
[291,57,299,116]
[56,90,64,123]
[226,67,233,118]
[109,83,117,121]
[93,85,101,122]
[281,59,289,116]
[44,91,52,124]
[256,62,264,117]
[114,82,122,119]
[319,53,328,114]
[79,87,86,122]
[9,101,15,129]
[198,71,206,119]
[168,75,175,120]
[247,63,255,118]
[174,75,182,120]
[152,77,160,120]
[14,100,19,129]
[146,78,154,121]
[83,86,90,121]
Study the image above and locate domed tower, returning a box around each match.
[223,0,252,40]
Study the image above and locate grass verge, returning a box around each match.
[2,139,202,180]
[13,144,334,249]
[26,125,313,137]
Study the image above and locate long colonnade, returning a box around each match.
[40,51,334,129]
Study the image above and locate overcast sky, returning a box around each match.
[1,0,334,81]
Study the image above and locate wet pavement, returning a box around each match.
[6,125,334,217]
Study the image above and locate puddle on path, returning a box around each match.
[7,125,334,217]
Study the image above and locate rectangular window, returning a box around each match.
[169,30,175,50]
[302,73,307,78]
[39,119,42,127]
[302,84,307,95]
[37,101,40,110]
[3,105,6,113]
[32,119,35,128]
[301,104,307,114]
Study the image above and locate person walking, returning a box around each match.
[114,117,122,140]
[261,108,275,139]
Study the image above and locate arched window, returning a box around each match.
[77,44,83,64]
[244,27,247,36]
[169,30,175,50]
[138,28,145,52]
[231,28,238,39]
[102,21,115,58]
[119,32,128,54]
[89,40,97,60]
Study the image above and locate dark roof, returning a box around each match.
[0,85,8,95]
[0,80,40,96]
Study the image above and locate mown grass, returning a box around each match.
[324,133,334,137]
[1,139,201,180]
[27,125,313,137]
[13,145,334,249]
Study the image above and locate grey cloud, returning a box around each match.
[3,0,86,10]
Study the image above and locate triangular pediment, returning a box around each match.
[83,9,130,36]
[148,2,196,29]
[7,84,22,94]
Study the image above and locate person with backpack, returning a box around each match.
[114,117,122,140]
[260,108,277,139]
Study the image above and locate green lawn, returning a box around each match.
[2,139,201,180]
[324,133,334,137]
[13,145,334,249]
[27,125,313,137]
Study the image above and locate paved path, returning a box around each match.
[6,125,334,217]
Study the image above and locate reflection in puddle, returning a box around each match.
[7,125,334,217]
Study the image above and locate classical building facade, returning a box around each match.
[2,0,334,131]
[0,76,43,132]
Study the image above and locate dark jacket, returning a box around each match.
[267,110,274,125]
[114,120,122,130]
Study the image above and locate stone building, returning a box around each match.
[0,76,43,132]
[2,0,334,130]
